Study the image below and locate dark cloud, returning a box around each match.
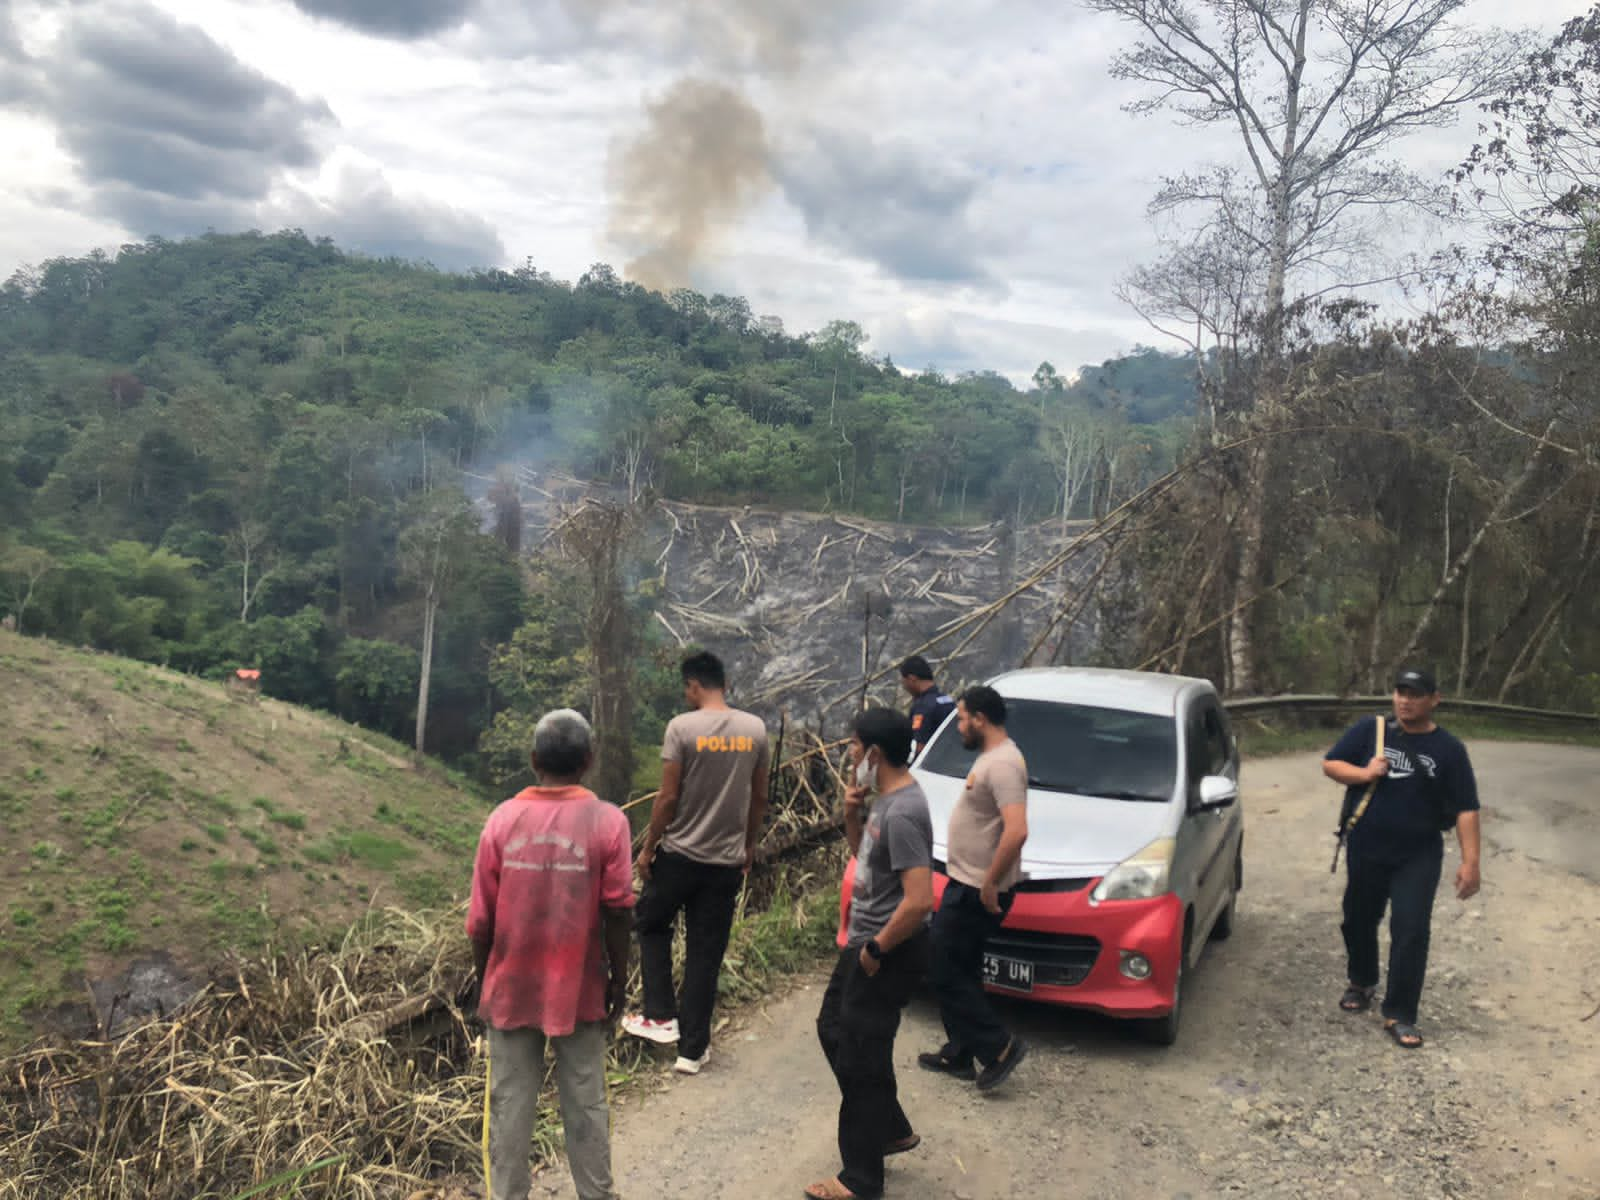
[553,0,875,71]
[1,1,503,267]
[774,130,996,287]
[0,0,37,102]
[270,166,505,270]
[288,0,479,38]
[79,186,254,239]
[29,1,332,227]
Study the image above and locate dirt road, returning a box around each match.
[539,743,1600,1200]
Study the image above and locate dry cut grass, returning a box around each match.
[1,906,494,1200]
[0,849,846,1200]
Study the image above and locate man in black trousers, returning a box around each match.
[1324,667,1482,1049]
[806,707,933,1200]
[917,685,1030,1092]
[624,652,769,1074]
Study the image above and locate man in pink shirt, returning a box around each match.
[467,709,633,1200]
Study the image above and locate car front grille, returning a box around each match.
[986,929,1101,988]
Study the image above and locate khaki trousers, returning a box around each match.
[487,1022,618,1200]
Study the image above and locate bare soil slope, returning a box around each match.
[0,629,489,1045]
[532,742,1600,1200]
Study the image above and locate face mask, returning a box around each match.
[854,750,878,792]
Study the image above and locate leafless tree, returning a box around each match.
[555,498,651,806]
[226,520,274,623]
[1,545,54,635]
[399,491,479,755]
[1041,408,1106,530]
[1087,0,1526,690]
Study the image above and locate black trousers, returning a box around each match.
[635,849,744,1060]
[1341,840,1443,1026]
[930,880,1016,1068]
[816,932,930,1200]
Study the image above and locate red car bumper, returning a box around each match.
[837,859,1185,1019]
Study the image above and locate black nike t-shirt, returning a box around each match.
[1327,719,1479,860]
[908,688,956,757]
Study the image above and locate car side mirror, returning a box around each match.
[1194,775,1238,813]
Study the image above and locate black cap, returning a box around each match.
[1393,667,1438,694]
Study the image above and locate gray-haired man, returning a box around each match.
[467,710,634,1200]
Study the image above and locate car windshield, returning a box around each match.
[917,698,1177,802]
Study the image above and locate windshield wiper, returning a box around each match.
[1030,781,1167,802]
[1075,788,1168,802]
[1027,777,1079,793]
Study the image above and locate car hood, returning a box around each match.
[912,767,1176,879]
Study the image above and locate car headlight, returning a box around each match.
[1090,837,1176,903]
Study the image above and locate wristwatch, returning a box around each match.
[864,938,884,960]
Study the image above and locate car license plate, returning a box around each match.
[983,953,1034,993]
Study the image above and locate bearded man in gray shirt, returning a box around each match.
[805,707,934,1200]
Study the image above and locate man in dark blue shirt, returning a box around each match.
[1323,667,1481,1049]
[898,655,955,761]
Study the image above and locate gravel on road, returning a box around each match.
[532,743,1600,1200]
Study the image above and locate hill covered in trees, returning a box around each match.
[0,232,1199,765]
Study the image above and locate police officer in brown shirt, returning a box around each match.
[917,685,1031,1092]
[623,651,769,1074]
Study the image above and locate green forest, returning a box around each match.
[0,233,1196,769]
[8,10,1600,775]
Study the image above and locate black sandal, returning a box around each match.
[1339,985,1374,1013]
[1385,1021,1424,1049]
[916,1050,975,1080]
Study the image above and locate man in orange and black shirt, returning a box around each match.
[899,655,955,761]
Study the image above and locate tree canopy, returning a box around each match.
[0,231,1198,766]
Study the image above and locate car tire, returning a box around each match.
[1210,851,1242,942]
[1139,925,1189,1046]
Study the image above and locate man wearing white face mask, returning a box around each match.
[805,707,934,1200]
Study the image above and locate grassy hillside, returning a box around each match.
[0,628,491,1045]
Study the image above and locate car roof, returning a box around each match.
[985,667,1212,717]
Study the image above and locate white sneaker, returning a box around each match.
[621,1014,680,1045]
[672,1049,711,1075]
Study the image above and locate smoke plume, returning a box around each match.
[569,0,863,291]
[608,78,768,292]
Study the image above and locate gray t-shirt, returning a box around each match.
[946,738,1029,891]
[847,780,934,945]
[660,708,770,867]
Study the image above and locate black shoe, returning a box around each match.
[975,1037,1028,1092]
[916,1050,976,1080]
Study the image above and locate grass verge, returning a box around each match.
[0,845,847,1200]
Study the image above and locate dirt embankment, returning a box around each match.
[535,743,1600,1200]
[0,630,488,1045]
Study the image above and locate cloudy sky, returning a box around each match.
[0,0,1582,380]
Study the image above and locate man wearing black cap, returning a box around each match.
[1322,668,1481,1049]
[898,656,955,761]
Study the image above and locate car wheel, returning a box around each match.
[1139,925,1189,1046]
[1210,851,1241,942]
